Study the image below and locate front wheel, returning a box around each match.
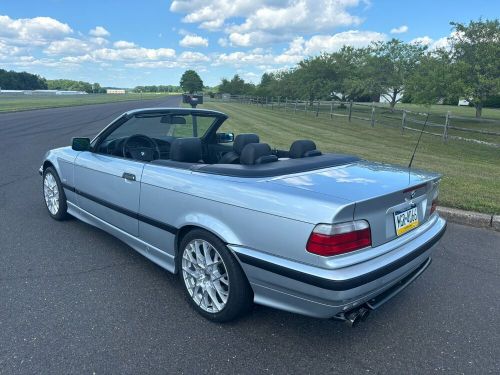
[178,229,253,322]
[43,166,69,221]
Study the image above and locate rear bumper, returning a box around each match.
[230,216,446,318]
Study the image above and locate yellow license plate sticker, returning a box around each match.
[394,207,419,236]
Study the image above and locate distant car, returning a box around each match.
[40,108,446,325]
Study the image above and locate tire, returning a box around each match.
[178,229,253,322]
[42,166,69,221]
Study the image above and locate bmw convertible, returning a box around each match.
[40,108,446,325]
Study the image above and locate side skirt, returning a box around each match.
[67,201,176,274]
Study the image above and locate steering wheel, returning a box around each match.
[122,134,161,161]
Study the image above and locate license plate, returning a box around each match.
[394,207,419,236]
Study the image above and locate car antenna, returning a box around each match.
[407,112,430,182]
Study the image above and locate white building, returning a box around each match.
[107,89,126,94]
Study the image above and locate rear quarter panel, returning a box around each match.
[139,164,355,266]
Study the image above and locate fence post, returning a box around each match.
[370,102,376,127]
[304,101,307,114]
[285,97,288,112]
[316,101,320,117]
[278,96,281,109]
[266,96,268,107]
[348,101,353,122]
[271,97,274,110]
[294,100,297,114]
[330,101,333,119]
[443,111,450,142]
[401,110,407,134]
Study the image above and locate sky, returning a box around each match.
[0,0,497,88]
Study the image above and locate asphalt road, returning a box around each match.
[1,97,499,374]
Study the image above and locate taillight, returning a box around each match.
[306,220,372,256]
[430,199,438,215]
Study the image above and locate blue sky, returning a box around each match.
[0,0,497,87]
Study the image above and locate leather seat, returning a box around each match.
[218,133,259,164]
[170,137,203,163]
[289,140,322,158]
[240,143,278,165]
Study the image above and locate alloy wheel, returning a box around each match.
[43,172,60,215]
[181,239,230,313]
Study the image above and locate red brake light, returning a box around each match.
[430,199,438,215]
[306,221,372,256]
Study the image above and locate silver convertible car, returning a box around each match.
[40,108,446,325]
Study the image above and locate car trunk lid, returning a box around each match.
[269,161,440,246]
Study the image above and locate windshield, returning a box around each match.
[105,113,218,143]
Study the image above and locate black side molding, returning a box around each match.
[61,183,178,235]
[237,222,446,291]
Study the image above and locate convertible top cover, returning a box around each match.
[152,153,360,178]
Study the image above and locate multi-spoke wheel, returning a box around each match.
[42,166,69,220]
[178,229,253,322]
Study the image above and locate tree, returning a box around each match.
[366,39,426,110]
[329,46,371,101]
[405,49,457,105]
[180,70,203,93]
[0,69,47,90]
[218,75,255,95]
[450,19,500,117]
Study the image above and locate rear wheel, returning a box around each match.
[43,166,69,221]
[178,229,253,322]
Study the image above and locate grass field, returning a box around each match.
[204,100,500,214]
[0,93,178,112]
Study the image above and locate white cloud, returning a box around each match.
[228,31,289,47]
[92,47,176,61]
[410,36,433,46]
[113,40,137,49]
[89,26,110,37]
[280,30,386,58]
[179,34,209,47]
[410,34,453,50]
[179,51,210,62]
[171,0,365,46]
[218,37,229,47]
[390,25,408,34]
[0,15,72,45]
[44,37,92,55]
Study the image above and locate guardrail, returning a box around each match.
[207,95,500,148]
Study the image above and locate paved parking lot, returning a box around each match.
[0,97,499,374]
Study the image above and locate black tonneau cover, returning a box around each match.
[197,154,359,178]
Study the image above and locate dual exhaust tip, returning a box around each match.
[340,306,371,327]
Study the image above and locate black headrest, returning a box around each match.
[240,143,278,165]
[233,133,259,154]
[289,140,322,158]
[170,137,202,163]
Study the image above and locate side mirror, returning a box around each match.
[216,132,234,143]
[72,137,91,151]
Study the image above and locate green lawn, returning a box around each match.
[204,100,500,215]
[0,93,178,112]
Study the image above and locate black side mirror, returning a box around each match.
[72,137,91,151]
[216,132,234,143]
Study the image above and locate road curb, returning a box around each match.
[437,206,499,231]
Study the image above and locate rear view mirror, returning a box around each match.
[216,132,234,143]
[161,115,187,124]
[72,137,91,151]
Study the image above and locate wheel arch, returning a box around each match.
[42,160,55,172]
[173,218,243,273]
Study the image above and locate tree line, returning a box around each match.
[0,69,48,90]
[132,85,182,93]
[0,69,107,93]
[215,19,499,118]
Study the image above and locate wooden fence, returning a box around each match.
[208,95,500,148]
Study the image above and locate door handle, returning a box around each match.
[122,172,136,181]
